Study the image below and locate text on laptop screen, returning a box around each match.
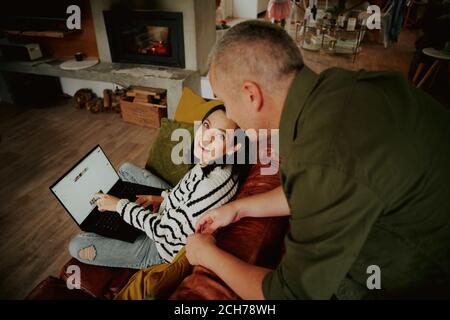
[51,147,119,224]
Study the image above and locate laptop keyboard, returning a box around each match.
[95,213,121,231]
[92,182,158,234]
[119,184,139,201]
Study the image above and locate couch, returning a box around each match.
[26,160,288,300]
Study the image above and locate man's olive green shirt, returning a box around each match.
[263,66,450,299]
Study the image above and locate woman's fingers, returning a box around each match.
[196,216,213,233]
[143,200,153,208]
[202,222,217,235]
[195,218,206,233]
[135,197,145,205]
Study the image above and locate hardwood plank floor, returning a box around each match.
[0,99,157,299]
[294,27,417,76]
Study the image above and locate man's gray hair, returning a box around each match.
[209,20,303,91]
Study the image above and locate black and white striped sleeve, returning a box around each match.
[166,169,239,237]
[116,199,161,241]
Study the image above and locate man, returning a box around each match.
[185,20,450,299]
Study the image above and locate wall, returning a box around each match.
[90,0,119,63]
[220,0,234,19]
[193,0,217,75]
[201,76,214,99]
[232,0,269,18]
[7,0,99,59]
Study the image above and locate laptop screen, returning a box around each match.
[51,146,119,224]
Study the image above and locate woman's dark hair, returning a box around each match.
[189,104,252,189]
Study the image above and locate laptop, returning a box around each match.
[50,145,163,243]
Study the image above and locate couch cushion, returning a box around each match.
[169,159,289,300]
[145,118,194,186]
[25,276,95,300]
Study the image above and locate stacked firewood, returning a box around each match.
[74,87,127,113]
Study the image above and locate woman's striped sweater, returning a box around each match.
[116,164,238,262]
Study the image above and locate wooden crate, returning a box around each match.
[120,96,167,128]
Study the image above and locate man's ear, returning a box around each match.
[241,81,263,112]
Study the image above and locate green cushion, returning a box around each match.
[145,118,194,187]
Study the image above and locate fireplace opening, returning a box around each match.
[103,10,185,68]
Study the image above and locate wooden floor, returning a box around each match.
[0,99,157,299]
[294,27,417,76]
[0,28,418,299]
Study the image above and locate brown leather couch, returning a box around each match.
[26,161,288,300]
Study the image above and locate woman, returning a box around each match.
[69,105,251,268]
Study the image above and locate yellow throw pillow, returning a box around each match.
[114,247,192,300]
[174,87,223,124]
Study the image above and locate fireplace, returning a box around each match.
[103,10,185,68]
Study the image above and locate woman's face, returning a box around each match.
[194,109,238,165]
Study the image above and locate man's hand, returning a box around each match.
[95,193,120,212]
[185,233,217,266]
[185,232,270,300]
[136,195,163,212]
[196,202,240,234]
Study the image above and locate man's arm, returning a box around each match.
[196,186,290,234]
[234,185,290,219]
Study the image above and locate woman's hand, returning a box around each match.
[135,195,164,213]
[196,202,240,234]
[95,193,120,212]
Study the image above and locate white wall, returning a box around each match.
[232,0,269,18]
[90,0,118,63]
[220,0,234,19]
[61,77,211,101]
[200,76,214,99]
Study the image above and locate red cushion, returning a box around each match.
[25,276,95,300]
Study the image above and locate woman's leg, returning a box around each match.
[118,162,172,189]
[68,232,164,269]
